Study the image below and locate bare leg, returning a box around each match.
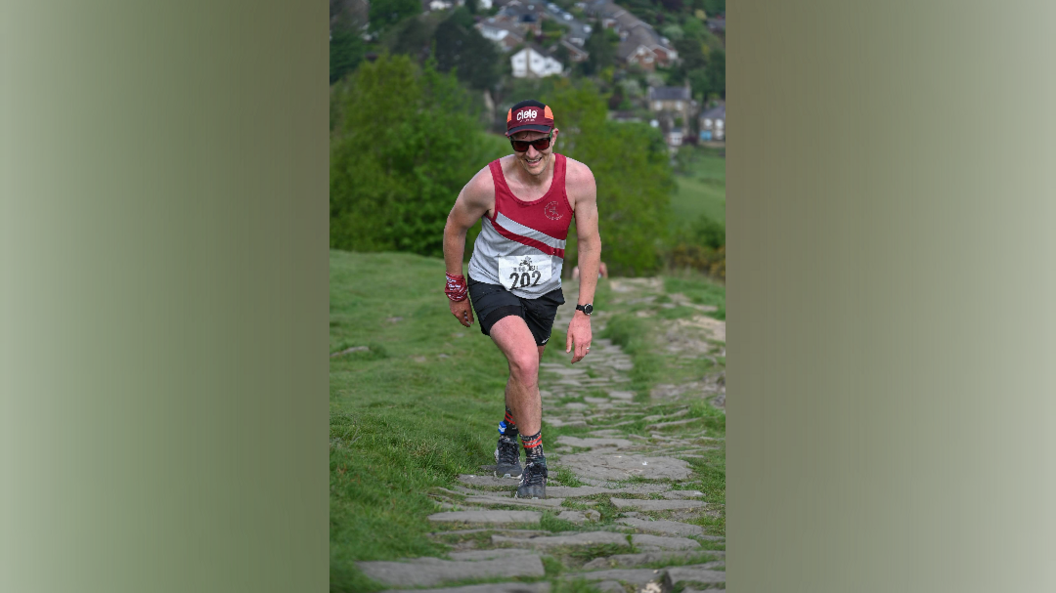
[504,343,547,423]
[490,316,545,436]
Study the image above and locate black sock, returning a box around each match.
[520,430,544,460]
[499,407,519,441]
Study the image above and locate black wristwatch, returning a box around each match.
[575,303,593,316]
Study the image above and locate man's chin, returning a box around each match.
[521,157,545,174]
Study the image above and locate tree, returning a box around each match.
[582,23,618,76]
[330,55,506,255]
[433,11,501,90]
[702,0,725,15]
[368,0,422,34]
[330,17,366,84]
[387,14,439,62]
[705,48,725,99]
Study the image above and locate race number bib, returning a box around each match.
[498,255,551,291]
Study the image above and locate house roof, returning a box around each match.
[559,38,589,57]
[649,86,691,101]
[616,26,660,59]
[700,105,725,119]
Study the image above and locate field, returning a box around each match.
[671,145,727,232]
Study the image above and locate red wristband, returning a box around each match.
[445,273,468,302]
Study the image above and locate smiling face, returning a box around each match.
[511,129,557,177]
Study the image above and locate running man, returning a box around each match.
[443,99,602,499]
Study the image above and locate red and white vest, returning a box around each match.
[467,154,574,298]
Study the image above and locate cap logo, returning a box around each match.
[516,108,539,122]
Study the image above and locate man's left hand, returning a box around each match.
[566,312,592,364]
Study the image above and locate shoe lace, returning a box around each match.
[521,459,547,487]
[497,437,519,465]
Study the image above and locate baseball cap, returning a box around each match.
[506,99,555,137]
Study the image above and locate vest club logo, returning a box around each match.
[544,200,562,220]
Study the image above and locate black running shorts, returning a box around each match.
[467,276,565,347]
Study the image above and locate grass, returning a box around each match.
[330,250,522,592]
[330,251,726,591]
[671,145,726,233]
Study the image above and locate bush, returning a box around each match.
[666,214,725,279]
[329,54,506,256]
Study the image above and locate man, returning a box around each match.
[442,99,602,499]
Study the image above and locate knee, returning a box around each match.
[508,351,539,386]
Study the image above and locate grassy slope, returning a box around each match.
[330,252,726,591]
[330,251,514,591]
[671,146,726,231]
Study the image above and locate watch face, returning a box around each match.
[578,304,593,315]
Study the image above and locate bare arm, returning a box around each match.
[443,166,495,326]
[565,161,601,363]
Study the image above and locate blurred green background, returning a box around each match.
[329,0,727,278]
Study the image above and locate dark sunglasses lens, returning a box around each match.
[511,137,551,152]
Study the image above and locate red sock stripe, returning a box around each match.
[521,433,542,449]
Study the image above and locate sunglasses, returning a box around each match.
[510,132,553,153]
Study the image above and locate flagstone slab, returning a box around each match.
[429,511,542,524]
[554,436,633,449]
[661,490,704,500]
[587,429,627,437]
[642,409,690,423]
[464,494,566,508]
[645,418,702,431]
[357,555,545,587]
[573,568,666,585]
[616,518,703,537]
[448,549,524,561]
[546,418,588,428]
[561,453,692,481]
[581,551,717,570]
[545,483,668,498]
[492,531,630,549]
[630,534,700,550]
[594,581,625,593]
[607,390,636,400]
[664,565,727,586]
[610,498,704,511]
[459,474,520,488]
[386,583,551,593]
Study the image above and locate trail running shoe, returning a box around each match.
[494,435,522,478]
[516,457,548,499]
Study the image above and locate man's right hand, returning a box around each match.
[450,299,474,327]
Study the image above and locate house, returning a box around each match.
[699,104,725,141]
[648,86,698,149]
[666,127,684,147]
[648,86,694,119]
[559,39,589,63]
[586,0,677,68]
[617,28,659,70]
[477,20,527,51]
[511,45,565,78]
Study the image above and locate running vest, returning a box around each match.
[467,154,574,298]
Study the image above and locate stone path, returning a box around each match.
[358,278,726,593]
